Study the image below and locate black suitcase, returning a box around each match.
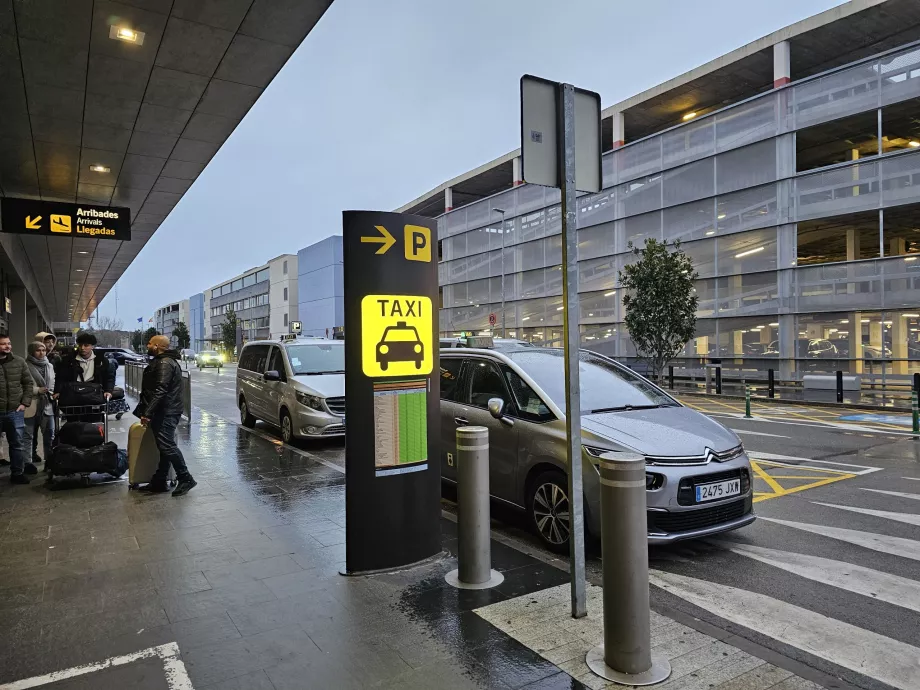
[57,421,105,448]
[48,404,119,487]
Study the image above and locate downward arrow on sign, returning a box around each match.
[25,216,41,230]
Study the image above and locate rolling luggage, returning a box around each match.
[47,404,125,486]
[127,422,175,489]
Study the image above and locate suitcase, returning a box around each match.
[47,404,114,487]
[127,422,175,489]
[58,420,105,448]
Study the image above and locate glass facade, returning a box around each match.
[437,42,920,378]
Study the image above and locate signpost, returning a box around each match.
[342,211,440,573]
[290,320,303,335]
[521,75,601,619]
[488,312,497,328]
[0,198,131,241]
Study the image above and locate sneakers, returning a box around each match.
[24,463,38,475]
[139,482,170,493]
[172,478,197,497]
[9,474,30,485]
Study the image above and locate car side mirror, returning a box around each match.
[488,397,513,426]
[264,370,281,382]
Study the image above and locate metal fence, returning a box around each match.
[124,361,192,423]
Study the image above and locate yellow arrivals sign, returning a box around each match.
[361,294,433,377]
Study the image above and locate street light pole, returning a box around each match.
[492,208,507,338]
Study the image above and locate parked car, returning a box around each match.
[94,347,146,365]
[439,345,755,552]
[236,339,345,442]
[195,350,223,370]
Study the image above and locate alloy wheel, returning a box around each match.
[282,415,293,443]
[533,482,570,546]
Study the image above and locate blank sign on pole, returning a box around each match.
[520,74,601,193]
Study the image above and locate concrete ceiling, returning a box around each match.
[0,0,332,323]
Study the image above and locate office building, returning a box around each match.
[297,236,343,337]
[398,0,920,378]
[154,299,189,346]
[189,293,208,352]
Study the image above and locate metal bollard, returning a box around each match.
[705,366,712,395]
[914,372,920,397]
[445,426,504,590]
[715,366,722,395]
[913,391,919,436]
[768,369,775,399]
[586,452,670,685]
[668,366,674,390]
[836,370,843,404]
[744,386,752,418]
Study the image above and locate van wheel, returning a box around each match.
[240,398,256,428]
[280,410,294,444]
[527,470,571,554]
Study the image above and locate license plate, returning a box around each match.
[695,478,741,503]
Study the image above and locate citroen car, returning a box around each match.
[236,338,345,442]
[439,344,754,552]
[196,350,223,370]
[377,321,424,371]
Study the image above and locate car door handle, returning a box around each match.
[454,416,469,426]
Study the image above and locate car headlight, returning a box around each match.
[295,392,323,410]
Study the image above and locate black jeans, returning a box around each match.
[150,414,191,482]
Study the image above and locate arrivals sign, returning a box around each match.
[0,198,131,241]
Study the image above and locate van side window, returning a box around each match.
[466,360,511,409]
[267,347,286,378]
[440,358,463,401]
[240,344,269,373]
[502,366,554,422]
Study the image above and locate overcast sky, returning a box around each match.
[98,0,846,326]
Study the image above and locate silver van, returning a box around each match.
[236,339,345,442]
[439,345,754,552]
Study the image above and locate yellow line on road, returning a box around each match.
[750,460,786,496]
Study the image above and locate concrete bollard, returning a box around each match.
[586,452,670,686]
[445,426,504,590]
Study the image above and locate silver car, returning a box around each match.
[236,339,345,442]
[439,346,754,552]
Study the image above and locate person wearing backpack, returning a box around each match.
[135,335,196,497]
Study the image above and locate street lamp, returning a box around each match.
[492,208,507,338]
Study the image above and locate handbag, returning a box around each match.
[111,387,125,401]
[59,382,105,408]
[24,397,38,419]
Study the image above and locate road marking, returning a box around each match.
[861,488,920,501]
[761,517,920,562]
[748,453,883,475]
[649,570,920,690]
[726,542,920,615]
[812,502,920,527]
[729,429,789,438]
[0,642,193,689]
[707,412,912,436]
[906,477,920,481]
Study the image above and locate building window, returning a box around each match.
[283,313,288,327]
[257,269,269,283]
[797,210,881,266]
[796,110,879,173]
[283,260,288,275]
[283,287,288,301]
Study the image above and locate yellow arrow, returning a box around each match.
[361,225,396,254]
[25,215,41,230]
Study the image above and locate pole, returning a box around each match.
[744,386,752,418]
[768,368,775,399]
[560,82,586,619]
[668,365,674,390]
[586,452,670,685]
[913,391,919,436]
[836,370,843,403]
[715,366,722,395]
[496,209,507,338]
[445,426,503,589]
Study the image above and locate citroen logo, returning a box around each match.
[704,448,719,464]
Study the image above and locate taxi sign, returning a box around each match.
[361,294,433,377]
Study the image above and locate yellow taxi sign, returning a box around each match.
[361,294,433,377]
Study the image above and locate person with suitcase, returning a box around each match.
[135,335,196,496]
[0,333,35,484]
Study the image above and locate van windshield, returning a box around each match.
[286,344,345,375]
[506,349,676,413]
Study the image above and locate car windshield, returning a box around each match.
[286,344,345,375]
[382,326,420,342]
[506,349,676,413]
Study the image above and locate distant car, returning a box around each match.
[377,321,424,371]
[94,347,146,365]
[196,350,224,369]
[180,348,196,362]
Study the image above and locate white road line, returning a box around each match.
[906,477,920,481]
[729,429,789,438]
[0,642,193,689]
[812,502,920,527]
[861,488,920,501]
[746,453,883,475]
[649,570,920,690]
[727,543,920,615]
[761,517,920,562]
[707,412,911,436]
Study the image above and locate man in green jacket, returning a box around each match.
[0,333,35,483]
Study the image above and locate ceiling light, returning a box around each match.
[903,313,920,318]
[521,316,530,322]
[840,319,849,323]
[604,291,616,297]
[77,251,89,254]
[905,256,917,262]
[769,322,779,326]
[717,214,726,220]
[861,319,870,323]
[110,25,145,44]
[89,165,110,173]
[910,141,920,148]
[682,112,697,121]
[705,230,715,236]
[75,269,84,272]
[556,306,564,311]
[735,246,764,258]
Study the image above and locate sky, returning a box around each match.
[98,0,847,325]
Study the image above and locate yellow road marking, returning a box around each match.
[749,459,857,503]
[750,460,786,496]
[767,475,836,480]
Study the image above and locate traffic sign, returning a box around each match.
[488,312,497,327]
[0,198,131,241]
[361,295,433,377]
[290,320,302,334]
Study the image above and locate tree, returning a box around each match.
[619,238,698,381]
[143,327,159,347]
[220,308,239,356]
[131,329,144,353]
[87,315,126,347]
[173,321,190,350]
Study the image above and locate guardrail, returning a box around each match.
[124,361,192,423]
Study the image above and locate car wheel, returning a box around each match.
[280,409,294,444]
[527,470,571,554]
[239,398,256,428]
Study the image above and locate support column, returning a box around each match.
[779,314,795,379]
[849,313,863,374]
[26,306,38,342]
[611,111,625,149]
[870,320,883,350]
[9,287,26,357]
[892,314,908,375]
[512,156,523,186]
[773,40,791,88]
[444,186,453,213]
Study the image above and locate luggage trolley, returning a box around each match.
[48,403,120,487]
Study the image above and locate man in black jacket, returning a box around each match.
[135,335,196,496]
[54,332,114,401]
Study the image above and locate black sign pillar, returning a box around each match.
[343,211,440,573]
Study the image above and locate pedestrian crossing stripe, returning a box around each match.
[749,459,856,503]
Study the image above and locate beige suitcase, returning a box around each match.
[127,422,175,489]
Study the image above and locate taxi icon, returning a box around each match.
[377,321,424,371]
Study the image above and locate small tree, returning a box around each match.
[173,321,190,350]
[131,329,144,353]
[143,327,159,346]
[220,309,239,356]
[619,238,698,381]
